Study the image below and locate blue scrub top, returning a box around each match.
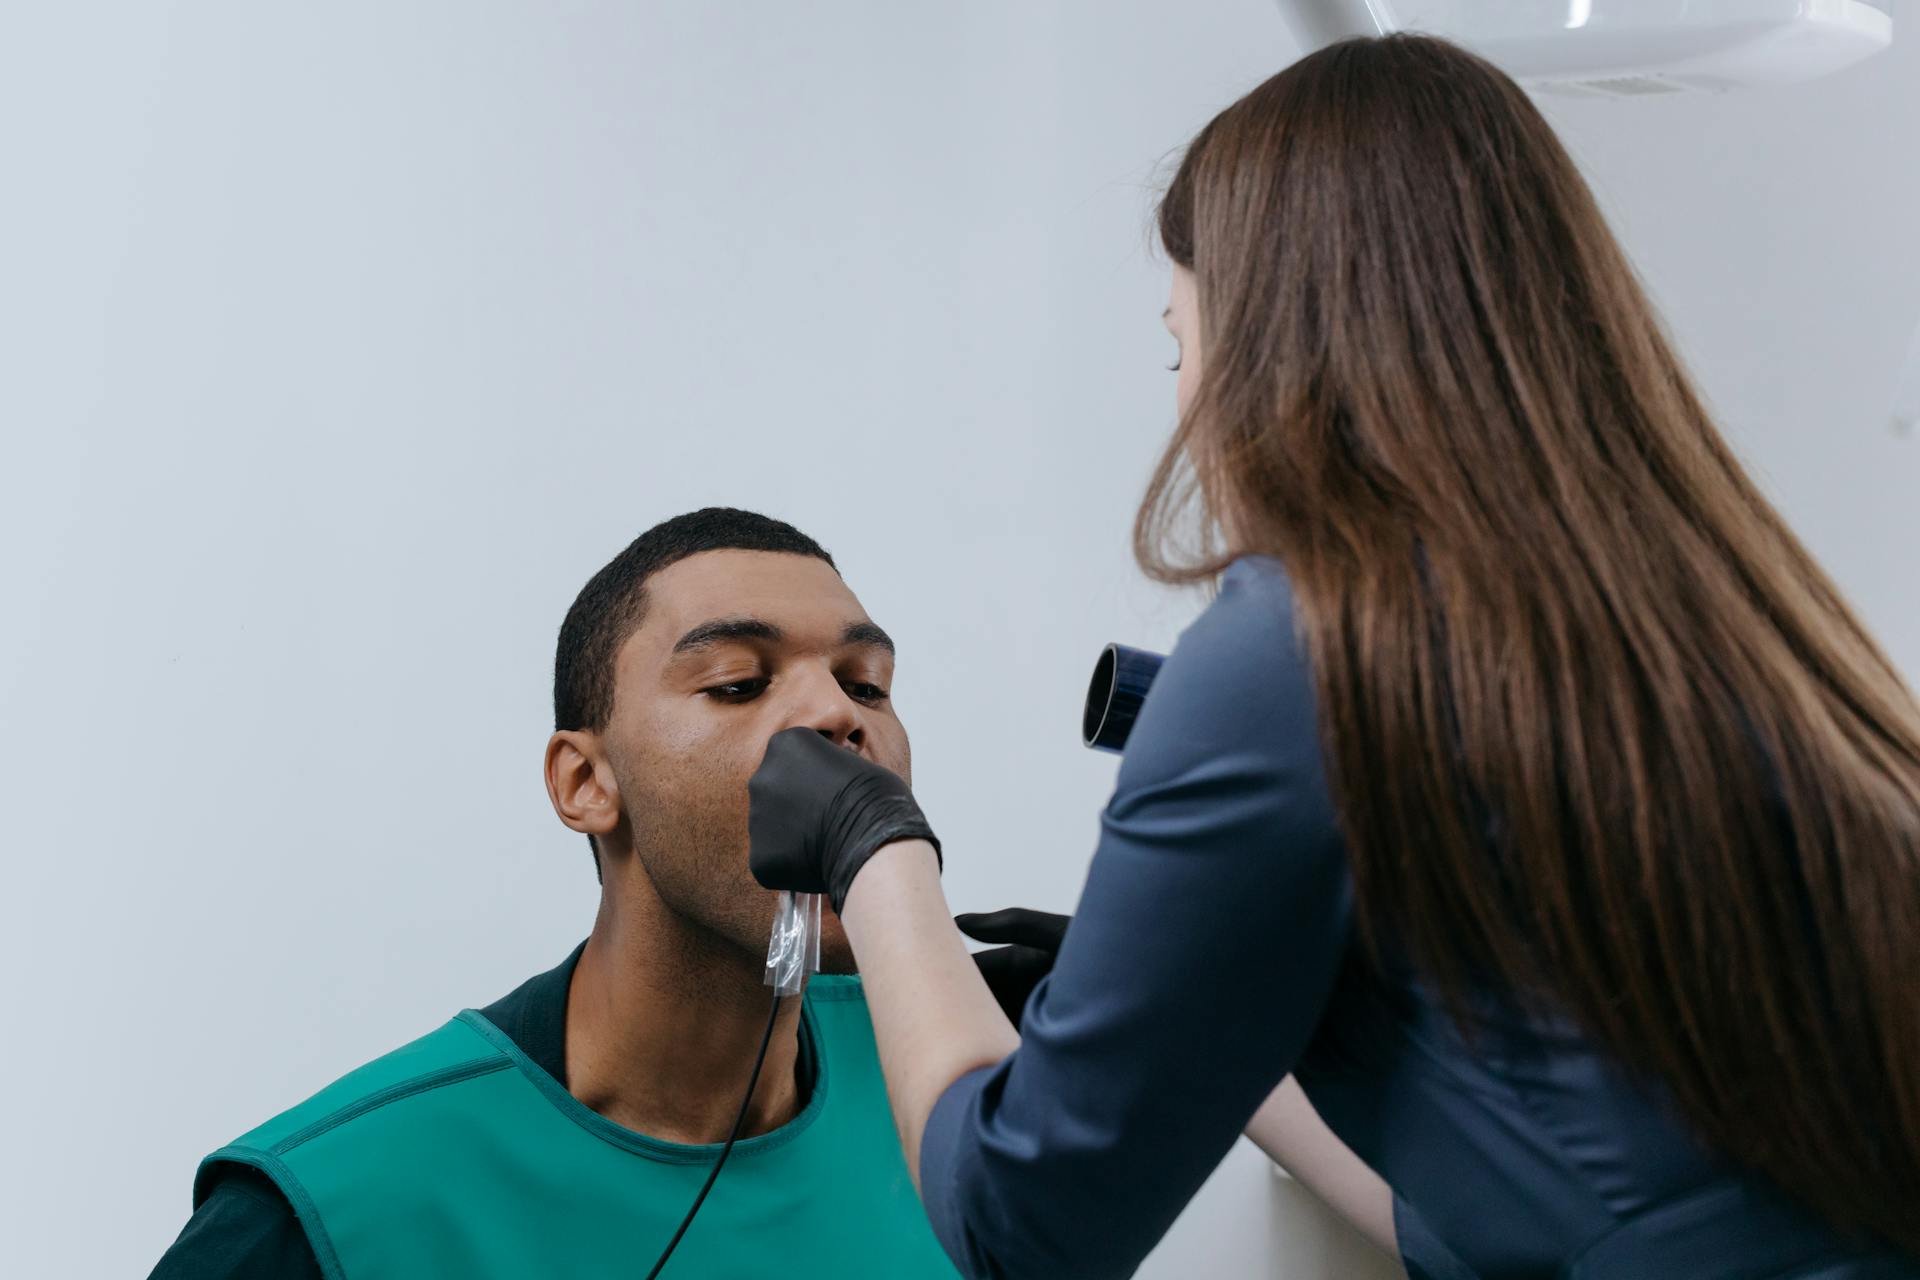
[917,557,1918,1280]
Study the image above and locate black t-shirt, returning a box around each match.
[148,1162,327,1280]
[148,944,816,1279]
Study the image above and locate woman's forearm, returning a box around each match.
[1243,1076,1398,1255]
[840,839,1021,1186]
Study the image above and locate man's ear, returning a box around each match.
[545,730,621,840]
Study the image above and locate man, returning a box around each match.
[150,508,1047,1279]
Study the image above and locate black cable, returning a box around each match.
[643,986,785,1280]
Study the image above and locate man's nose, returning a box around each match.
[784,666,865,750]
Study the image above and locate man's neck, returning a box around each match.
[565,890,807,1145]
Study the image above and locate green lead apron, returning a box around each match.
[194,976,961,1279]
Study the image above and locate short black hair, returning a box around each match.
[553,508,836,876]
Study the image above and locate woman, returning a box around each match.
[750,33,1920,1280]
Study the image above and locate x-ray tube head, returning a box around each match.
[1082,643,1167,754]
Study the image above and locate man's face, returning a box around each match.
[598,549,908,971]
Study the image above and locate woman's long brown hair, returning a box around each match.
[1147,34,1920,1252]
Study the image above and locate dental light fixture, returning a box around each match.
[1279,0,1893,96]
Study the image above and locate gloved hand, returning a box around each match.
[747,727,942,914]
[959,907,1070,1027]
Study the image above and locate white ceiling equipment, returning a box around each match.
[1278,1,1894,96]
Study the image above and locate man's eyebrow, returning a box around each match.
[671,617,784,655]
[842,622,895,654]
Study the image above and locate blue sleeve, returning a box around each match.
[919,557,1355,1280]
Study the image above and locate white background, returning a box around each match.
[2,3,1915,1276]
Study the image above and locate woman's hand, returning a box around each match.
[958,908,1069,1026]
[747,726,942,912]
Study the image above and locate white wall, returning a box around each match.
[1,3,1912,1277]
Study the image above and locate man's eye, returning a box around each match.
[843,682,889,705]
[704,679,769,702]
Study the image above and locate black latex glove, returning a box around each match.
[747,727,941,914]
[959,907,1070,1027]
